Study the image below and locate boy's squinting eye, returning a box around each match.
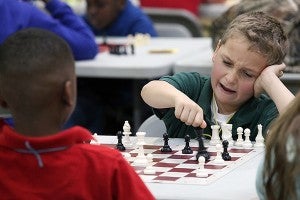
[242,70,254,78]
[222,59,232,66]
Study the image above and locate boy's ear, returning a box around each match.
[62,80,75,107]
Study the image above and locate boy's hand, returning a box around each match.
[254,63,286,97]
[174,95,207,129]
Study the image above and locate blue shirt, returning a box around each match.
[0,0,98,60]
[83,0,157,36]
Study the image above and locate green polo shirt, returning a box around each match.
[154,72,278,141]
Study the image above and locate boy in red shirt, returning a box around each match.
[0,28,154,200]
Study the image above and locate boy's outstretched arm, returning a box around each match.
[141,80,207,128]
[254,63,295,114]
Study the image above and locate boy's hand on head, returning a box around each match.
[174,95,207,129]
[254,63,286,97]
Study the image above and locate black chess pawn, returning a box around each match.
[161,133,172,152]
[195,127,210,161]
[221,140,231,161]
[130,44,135,55]
[116,131,126,151]
[182,134,193,154]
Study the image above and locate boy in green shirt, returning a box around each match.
[141,11,295,140]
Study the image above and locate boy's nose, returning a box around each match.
[225,70,237,84]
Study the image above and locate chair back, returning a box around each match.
[137,115,166,137]
[144,8,202,37]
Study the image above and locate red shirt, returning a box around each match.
[0,121,154,200]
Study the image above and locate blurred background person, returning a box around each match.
[83,0,157,36]
[0,0,98,60]
[64,0,157,134]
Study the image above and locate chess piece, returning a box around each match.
[133,131,147,166]
[254,124,265,147]
[195,127,210,161]
[161,133,172,152]
[242,128,253,148]
[221,123,229,141]
[210,124,221,145]
[196,156,208,178]
[182,134,193,154]
[225,124,234,146]
[221,124,233,146]
[116,131,126,151]
[130,44,135,55]
[235,127,244,147]
[122,120,133,148]
[221,140,231,161]
[136,131,146,146]
[133,144,148,166]
[143,154,156,175]
[213,144,224,164]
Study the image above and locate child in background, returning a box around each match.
[0,28,154,200]
[0,0,98,60]
[141,12,295,140]
[256,93,300,200]
[64,0,158,134]
[83,0,157,36]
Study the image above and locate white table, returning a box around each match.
[76,37,211,79]
[98,135,263,200]
[75,37,212,131]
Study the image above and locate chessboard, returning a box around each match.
[94,136,264,186]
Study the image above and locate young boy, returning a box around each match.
[0,28,154,200]
[141,11,295,141]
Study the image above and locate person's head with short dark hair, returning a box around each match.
[86,0,126,29]
[0,28,76,137]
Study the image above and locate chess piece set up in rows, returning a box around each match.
[91,121,265,178]
[210,123,265,148]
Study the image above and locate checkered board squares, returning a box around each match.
[101,143,263,185]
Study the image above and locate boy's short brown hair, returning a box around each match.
[219,11,288,66]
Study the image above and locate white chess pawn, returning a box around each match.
[213,144,224,164]
[136,131,146,146]
[221,123,229,141]
[225,124,234,146]
[235,127,244,147]
[242,128,253,148]
[254,124,265,148]
[122,120,133,147]
[210,125,221,145]
[196,156,208,178]
[143,154,156,175]
[133,144,148,166]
